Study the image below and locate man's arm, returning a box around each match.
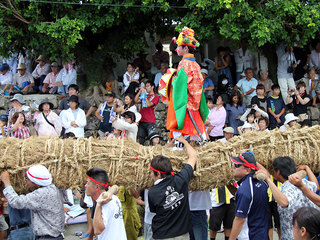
[95,104,103,120]
[229,216,246,240]
[86,106,94,118]
[297,165,319,191]
[245,88,255,96]
[134,89,142,103]
[175,136,197,169]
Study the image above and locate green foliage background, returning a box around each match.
[1,0,320,85]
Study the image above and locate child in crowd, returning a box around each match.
[267,84,286,129]
[207,98,215,114]
[238,122,254,135]
[0,115,8,137]
[251,84,268,110]
[107,128,122,139]
[238,111,258,133]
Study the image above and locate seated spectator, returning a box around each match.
[149,133,161,146]
[60,95,86,138]
[300,68,315,96]
[240,105,268,124]
[267,84,286,129]
[123,62,140,95]
[8,94,31,126]
[201,69,215,100]
[0,63,13,93]
[0,115,8,138]
[238,110,258,133]
[32,55,50,91]
[309,40,320,70]
[8,112,31,139]
[251,84,268,110]
[216,74,233,98]
[95,91,116,139]
[58,84,94,118]
[214,46,233,86]
[154,63,168,88]
[10,63,35,94]
[257,158,319,240]
[107,128,122,140]
[206,95,227,141]
[219,127,234,143]
[42,62,60,94]
[258,72,273,97]
[292,207,320,240]
[286,81,310,122]
[35,99,62,137]
[258,117,269,132]
[279,113,299,131]
[238,121,255,135]
[56,61,77,95]
[234,68,258,105]
[111,111,138,141]
[226,90,246,135]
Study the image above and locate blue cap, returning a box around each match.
[0,114,8,122]
[0,63,9,72]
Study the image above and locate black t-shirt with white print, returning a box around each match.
[292,92,310,116]
[148,164,193,239]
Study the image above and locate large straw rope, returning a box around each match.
[0,125,320,193]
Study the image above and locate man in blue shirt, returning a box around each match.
[201,69,214,100]
[229,151,269,240]
[234,68,258,105]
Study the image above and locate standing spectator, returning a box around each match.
[234,38,254,83]
[226,91,246,135]
[58,84,94,118]
[257,158,319,240]
[251,84,268,110]
[277,43,297,102]
[0,165,65,240]
[148,136,196,240]
[309,40,320,70]
[60,95,87,138]
[123,63,140,95]
[152,42,169,70]
[10,63,35,94]
[154,63,167,88]
[35,99,62,137]
[267,84,286,129]
[258,71,273,97]
[32,55,50,91]
[85,168,126,240]
[206,95,227,141]
[216,75,233,98]
[201,69,215,100]
[135,81,159,145]
[170,38,182,67]
[133,51,151,73]
[95,91,116,139]
[214,46,233,86]
[56,61,77,95]
[0,115,8,137]
[293,40,310,81]
[234,68,258,105]
[254,48,268,78]
[154,63,168,88]
[286,81,310,122]
[8,112,31,139]
[8,94,31,126]
[0,63,13,93]
[229,151,269,240]
[42,62,60,94]
[292,207,320,240]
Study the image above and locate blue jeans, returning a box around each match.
[189,210,208,240]
[9,226,34,240]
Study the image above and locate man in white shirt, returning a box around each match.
[0,63,13,92]
[310,41,320,71]
[234,38,254,83]
[32,55,50,90]
[85,168,127,240]
[277,43,297,102]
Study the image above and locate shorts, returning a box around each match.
[267,201,280,229]
[138,122,157,145]
[209,200,235,231]
[0,215,8,231]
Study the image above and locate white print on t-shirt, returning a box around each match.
[163,186,184,210]
[114,200,123,219]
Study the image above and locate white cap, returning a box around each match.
[284,113,299,125]
[26,165,52,187]
[223,127,234,134]
[200,69,208,75]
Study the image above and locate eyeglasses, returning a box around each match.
[234,163,243,168]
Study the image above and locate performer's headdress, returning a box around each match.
[175,26,200,48]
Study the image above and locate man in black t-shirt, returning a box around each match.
[148,136,196,240]
[286,81,310,122]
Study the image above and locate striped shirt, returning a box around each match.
[8,125,31,139]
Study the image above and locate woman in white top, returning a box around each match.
[114,93,141,122]
[111,111,138,141]
[35,99,62,137]
[60,95,86,138]
[123,62,140,95]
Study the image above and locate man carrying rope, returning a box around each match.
[148,136,196,240]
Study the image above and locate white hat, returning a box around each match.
[10,94,25,104]
[284,113,299,125]
[200,69,208,75]
[26,165,52,187]
[242,122,253,129]
[223,127,234,134]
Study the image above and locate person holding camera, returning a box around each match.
[277,43,297,102]
[286,81,310,122]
